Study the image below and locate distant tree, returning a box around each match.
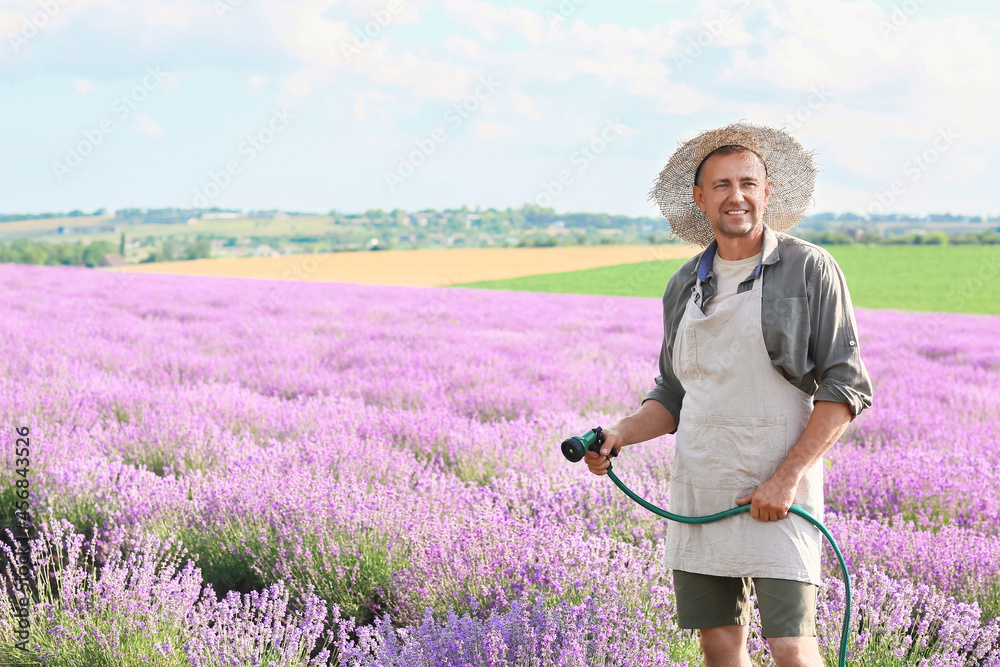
[82,240,115,267]
[115,208,145,223]
[518,234,557,248]
[185,240,212,260]
[2,239,47,265]
[917,231,948,245]
[55,241,86,265]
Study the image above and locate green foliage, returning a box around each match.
[82,241,114,267]
[950,229,1000,244]
[0,482,26,535]
[979,583,1000,624]
[915,231,949,245]
[0,238,116,267]
[0,525,194,667]
[795,231,857,245]
[150,504,408,627]
[518,234,558,248]
[0,209,104,223]
[140,239,212,263]
[185,240,212,260]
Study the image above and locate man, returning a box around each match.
[585,121,872,667]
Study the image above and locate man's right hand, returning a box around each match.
[583,401,677,476]
[584,425,626,476]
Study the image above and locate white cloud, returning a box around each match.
[720,0,893,91]
[507,6,547,45]
[74,78,97,94]
[709,0,1000,209]
[140,0,203,27]
[354,89,397,121]
[134,113,163,137]
[431,8,714,112]
[0,11,23,37]
[5,0,998,217]
[507,89,541,120]
[370,50,484,99]
[474,121,517,141]
[281,69,326,96]
[440,0,507,41]
[441,34,498,62]
[268,5,358,68]
[362,135,398,149]
[264,2,482,101]
[326,0,427,27]
[721,0,1000,135]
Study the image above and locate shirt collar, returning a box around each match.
[693,225,781,282]
[760,225,781,268]
[696,239,717,282]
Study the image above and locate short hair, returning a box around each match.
[694,145,768,187]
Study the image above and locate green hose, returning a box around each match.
[604,463,851,667]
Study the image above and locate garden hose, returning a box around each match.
[561,426,851,667]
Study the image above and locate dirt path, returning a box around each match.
[108,245,697,286]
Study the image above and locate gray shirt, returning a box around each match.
[643,226,873,431]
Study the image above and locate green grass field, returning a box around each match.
[458,245,1000,315]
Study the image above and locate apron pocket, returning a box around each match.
[675,326,704,380]
[674,415,788,493]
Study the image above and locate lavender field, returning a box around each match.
[1,262,999,666]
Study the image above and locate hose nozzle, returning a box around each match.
[560,426,616,462]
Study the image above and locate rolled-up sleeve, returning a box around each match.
[809,255,873,418]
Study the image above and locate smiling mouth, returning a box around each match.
[725,210,748,215]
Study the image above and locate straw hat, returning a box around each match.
[647,121,817,247]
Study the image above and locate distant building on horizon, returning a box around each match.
[253,244,281,257]
[99,253,128,267]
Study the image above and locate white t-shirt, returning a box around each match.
[704,253,760,316]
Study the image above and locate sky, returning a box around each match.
[0,0,998,219]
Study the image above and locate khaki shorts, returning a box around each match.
[672,570,818,638]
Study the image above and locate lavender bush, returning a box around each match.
[0,263,998,666]
[0,515,331,666]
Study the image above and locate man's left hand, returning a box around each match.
[735,473,798,522]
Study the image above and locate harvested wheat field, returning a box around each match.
[107,245,697,286]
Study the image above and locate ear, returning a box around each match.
[762,179,771,208]
[693,185,707,213]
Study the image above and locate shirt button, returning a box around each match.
[849,340,856,346]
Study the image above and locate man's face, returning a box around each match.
[692,151,771,241]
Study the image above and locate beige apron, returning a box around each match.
[664,260,823,585]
